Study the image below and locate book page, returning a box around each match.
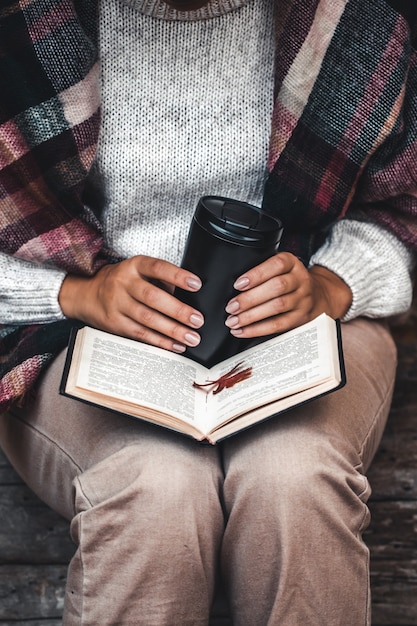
[204,315,335,429]
[75,329,204,424]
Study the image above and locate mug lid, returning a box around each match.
[195,196,283,247]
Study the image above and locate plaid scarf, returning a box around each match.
[1,0,416,411]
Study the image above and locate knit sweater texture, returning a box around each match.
[1,0,416,409]
[0,0,413,324]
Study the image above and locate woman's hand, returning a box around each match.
[224,252,352,338]
[58,256,204,353]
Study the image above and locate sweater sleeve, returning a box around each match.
[309,219,414,322]
[0,252,67,324]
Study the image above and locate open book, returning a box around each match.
[60,313,345,444]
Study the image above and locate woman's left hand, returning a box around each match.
[224,252,352,338]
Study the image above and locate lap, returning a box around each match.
[0,348,221,518]
[224,317,397,475]
[0,317,396,519]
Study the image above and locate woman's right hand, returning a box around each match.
[58,256,204,353]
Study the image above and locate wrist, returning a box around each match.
[58,274,90,319]
[309,265,352,319]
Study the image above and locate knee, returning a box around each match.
[224,431,370,525]
[72,441,223,519]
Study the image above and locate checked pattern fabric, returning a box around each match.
[1,0,417,410]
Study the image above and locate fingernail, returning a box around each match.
[185,332,200,346]
[230,328,243,336]
[234,276,249,290]
[190,313,204,328]
[172,343,186,353]
[225,300,239,314]
[225,316,239,328]
[186,277,202,290]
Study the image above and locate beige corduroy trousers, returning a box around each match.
[0,318,396,625]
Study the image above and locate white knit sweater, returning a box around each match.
[0,0,413,324]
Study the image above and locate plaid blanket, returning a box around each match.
[1,0,417,410]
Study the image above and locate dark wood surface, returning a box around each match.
[366,340,417,625]
[1,332,416,625]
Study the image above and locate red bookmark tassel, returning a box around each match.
[193,361,252,395]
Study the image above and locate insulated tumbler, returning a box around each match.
[175,196,283,367]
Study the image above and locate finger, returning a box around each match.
[226,271,301,316]
[134,256,202,292]
[128,281,204,330]
[225,292,298,331]
[228,308,311,339]
[110,315,192,354]
[96,296,202,352]
[233,252,298,291]
[123,298,202,348]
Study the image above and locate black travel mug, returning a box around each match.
[175,196,283,367]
